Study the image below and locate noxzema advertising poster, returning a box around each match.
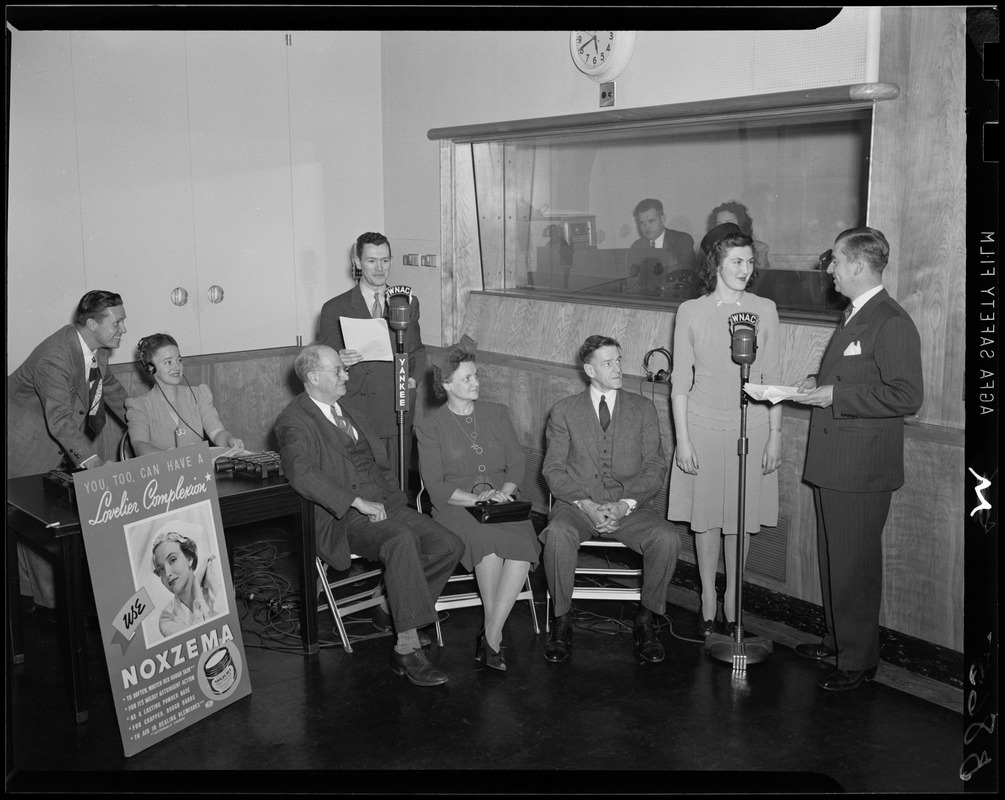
[72,443,251,757]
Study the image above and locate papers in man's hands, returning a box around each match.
[340,317,394,361]
[743,384,805,404]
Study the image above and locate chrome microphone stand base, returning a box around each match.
[705,628,774,671]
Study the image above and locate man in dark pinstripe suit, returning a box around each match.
[793,227,924,691]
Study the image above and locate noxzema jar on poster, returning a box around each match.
[72,442,251,757]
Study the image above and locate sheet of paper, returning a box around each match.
[743,383,805,404]
[340,317,393,361]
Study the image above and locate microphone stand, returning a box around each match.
[706,351,773,671]
[394,328,408,492]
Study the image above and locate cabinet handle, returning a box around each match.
[207,285,224,304]
[171,287,189,306]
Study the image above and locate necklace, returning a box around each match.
[450,407,483,454]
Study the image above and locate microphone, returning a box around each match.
[386,285,412,332]
[731,324,757,366]
[728,312,759,369]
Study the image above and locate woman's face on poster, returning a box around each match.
[153,541,194,596]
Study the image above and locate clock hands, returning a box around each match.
[578,34,597,55]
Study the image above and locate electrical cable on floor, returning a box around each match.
[232,537,450,653]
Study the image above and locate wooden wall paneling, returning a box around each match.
[879,434,965,651]
[773,415,821,602]
[450,143,482,341]
[106,347,302,460]
[472,142,506,292]
[505,145,537,291]
[872,6,966,430]
[427,342,964,651]
[439,140,458,347]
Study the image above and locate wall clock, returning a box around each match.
[570,31,637,82]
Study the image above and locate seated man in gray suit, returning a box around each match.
[275,344,463,687]
[540,335,680,664]
[7,290,130,615]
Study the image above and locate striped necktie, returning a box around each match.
[842,304,854,326]
[87,356,106,435]
[331,406,358,442]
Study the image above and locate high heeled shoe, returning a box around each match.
[474,632,506,672]
[698,615,715,638]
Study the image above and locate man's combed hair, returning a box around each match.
[835,227,890,272]
[355,231,391,260]
[75,290,123,326]
[579,335,621,365]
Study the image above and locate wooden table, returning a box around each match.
[6,472,317,723]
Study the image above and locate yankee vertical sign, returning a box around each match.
[72,443,251,757]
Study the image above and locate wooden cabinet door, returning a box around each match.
[185,31,298,354]
[70,31,201,363]
[7,32,88,371]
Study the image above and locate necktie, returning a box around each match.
[650,239,656,249]
[842,304,854,326]
[87,357,106,436]
[331,406,358,442]
[599,395,611,432]
[371,291,382,319]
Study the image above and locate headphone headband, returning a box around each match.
[643,347,672,383]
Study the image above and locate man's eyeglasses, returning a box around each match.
[312,367,349,378]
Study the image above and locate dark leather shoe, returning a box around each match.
[698,617,715,639]
[634,621,665,663]
[475,633,506,672]
[373,606,430,647]
[544,618,573,663]
[818,666,878,691]
[796,642,837,661]
[390,648,449,686]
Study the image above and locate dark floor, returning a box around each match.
[7,522,966,795]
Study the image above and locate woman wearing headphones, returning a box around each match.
[125,333,244,456]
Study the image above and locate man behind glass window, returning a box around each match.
[629,199,697,298]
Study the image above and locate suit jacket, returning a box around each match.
[7,324,128,477]
[543,388,668,512]
[275,392,405,571]
[631,228,697,270]
[803,289,924,492]
[318,284,425,438]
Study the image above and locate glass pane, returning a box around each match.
[478,107,871,319]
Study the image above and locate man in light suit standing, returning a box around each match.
[7,290,130,612]
[275,344,462,686]
[540,335,680,664]
[794,227,924,691]
[318,231,425,482]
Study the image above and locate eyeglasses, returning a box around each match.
[312,367,349,378]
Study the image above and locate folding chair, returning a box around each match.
[543,494,642,631]
[316,555,444,653]
[416,482,540,646]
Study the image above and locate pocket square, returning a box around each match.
[843,341,862,356]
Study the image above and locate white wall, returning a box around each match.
[7,16,877,366]
[6,30,384,370]
[380,12,877,346]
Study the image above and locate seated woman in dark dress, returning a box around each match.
[414,336,540,672]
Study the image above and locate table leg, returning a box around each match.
[57,536,89,724]
[295,497,319,654]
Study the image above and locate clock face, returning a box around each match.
[570,31,636,80]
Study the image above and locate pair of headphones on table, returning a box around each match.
[643,347,672,383]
